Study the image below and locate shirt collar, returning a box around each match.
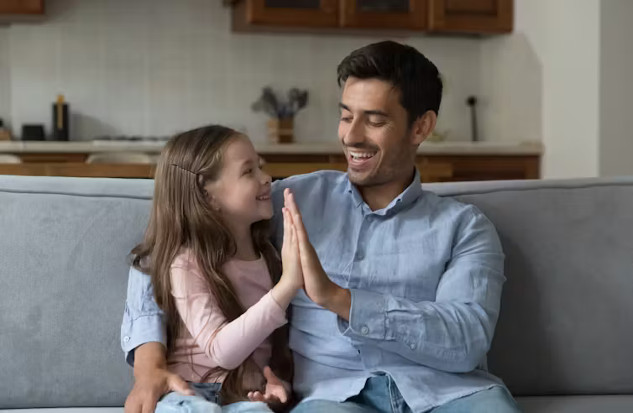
[346,168,423,215]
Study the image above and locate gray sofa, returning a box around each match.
[1,174,632,413]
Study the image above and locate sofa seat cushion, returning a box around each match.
[517,395,633,412]
[0,409,123,413]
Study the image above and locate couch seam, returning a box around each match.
[0,188,152,200]
[429,182,633,198]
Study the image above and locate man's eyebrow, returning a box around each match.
[364,110,389,117]
[338,103,388,117]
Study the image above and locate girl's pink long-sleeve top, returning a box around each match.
[166,251,287,385]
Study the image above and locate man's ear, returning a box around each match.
[410,110,437,146]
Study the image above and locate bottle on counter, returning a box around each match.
[52,94,69,141]
[0,118,12,141]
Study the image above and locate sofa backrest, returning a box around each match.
[425,177,633,396]
[1,175,632,408]
[0,176,153,408]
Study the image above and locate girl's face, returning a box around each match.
[204,136,273,225]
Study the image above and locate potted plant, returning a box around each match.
[251,87,308,143]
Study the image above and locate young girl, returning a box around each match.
[131,125,303,413]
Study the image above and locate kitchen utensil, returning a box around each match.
[466,95,478,142]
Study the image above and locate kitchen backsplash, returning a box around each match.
[1,0,527,143]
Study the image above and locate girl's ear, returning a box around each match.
[203,182,221,212]
[206,191,221,212]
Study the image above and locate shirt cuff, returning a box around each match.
[338,289,387,340]
[121,313,167,366]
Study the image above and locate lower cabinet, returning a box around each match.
[0,152,540,182]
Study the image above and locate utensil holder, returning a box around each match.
[267,117,294,144]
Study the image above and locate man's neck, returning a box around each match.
[358,169,416,211]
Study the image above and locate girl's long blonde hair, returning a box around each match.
[132,125,291,403]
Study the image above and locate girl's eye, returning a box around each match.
[243,168,253,175]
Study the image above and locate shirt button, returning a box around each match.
[361,326,370,335]
[409,343,416,350]
[123,336,131,343]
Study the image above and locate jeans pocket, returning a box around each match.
[190,382,222,404]
[157,391,222,413]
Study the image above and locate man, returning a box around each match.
[122,41,519,412]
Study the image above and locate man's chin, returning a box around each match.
[348,170,378,187]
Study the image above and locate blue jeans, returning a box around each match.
[291,375,521,413]
[155,383,274,413]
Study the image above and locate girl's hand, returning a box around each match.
[271,189,303,309]
[279,189,303,291]
[247,366,291,410]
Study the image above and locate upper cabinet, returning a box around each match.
[244,0,338,27]
[340,0,427,30]
[0,0,44,14]
[234,0,512,34]
[0,0,45,23]
[428,0,512,34]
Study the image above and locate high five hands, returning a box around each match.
[249,189,352,409]
[282,188,351,320]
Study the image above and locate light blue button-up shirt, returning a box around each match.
[121,170,507,412]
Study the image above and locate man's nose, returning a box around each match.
[343,120,364,146]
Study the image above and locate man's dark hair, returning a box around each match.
[337,41,443,126]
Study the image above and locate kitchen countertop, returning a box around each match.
[0,140,543,156]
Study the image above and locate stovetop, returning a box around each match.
[92,135,171,144]
[93,135,170,141]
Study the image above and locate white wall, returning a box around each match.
[599,0,633,177]
[4,0,482,143]
[478,33,542,144]
[480,0,601,179]
[0,27,9,125]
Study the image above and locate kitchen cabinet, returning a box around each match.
[233,0,512,34]
[0,0,44,15]
[0,152,539,182]
[242,0,338,27]
[428,0,512,34]
[0,0,44,23]
[340,0,427,30]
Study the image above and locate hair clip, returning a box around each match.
[170,163,197,176]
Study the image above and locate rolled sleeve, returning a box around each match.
[338,289,387,340]
[120,266,167,366]
[121,307,166,366]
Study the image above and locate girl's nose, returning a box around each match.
[260,169,272,185]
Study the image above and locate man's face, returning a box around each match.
[338,77,416,188]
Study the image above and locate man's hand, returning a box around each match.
[247,366,291,410]
[284,190,351,320]
[124,342,193,413]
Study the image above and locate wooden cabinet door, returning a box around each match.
[245,0,338,27]
[340,0,427,30]
[0,0,44,14]
[428,0,512,34]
